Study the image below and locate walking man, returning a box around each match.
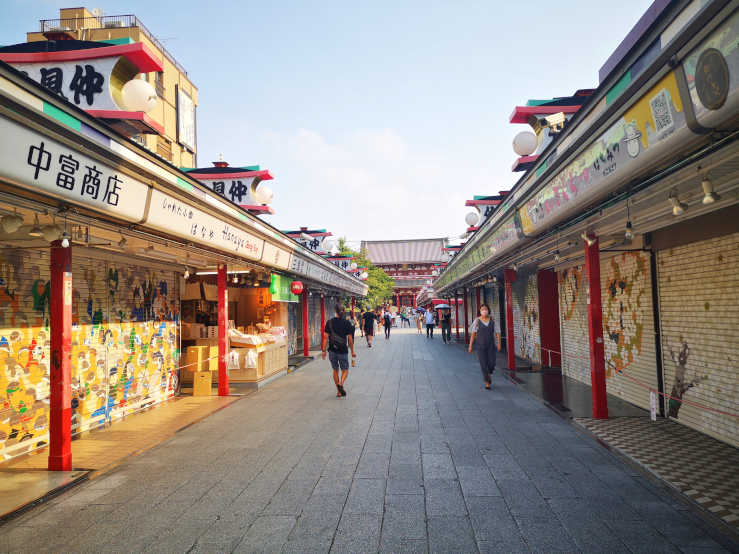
[467,304,501,390]
[441,308,452,344]
[322,305,356,397]
[424,308,435,338]
[362,307,377,348]
[383,309,392,339]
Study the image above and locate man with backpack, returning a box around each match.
[322,305,356,397]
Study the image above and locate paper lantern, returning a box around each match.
[465,211,480,227]
[512,131,537,156]
[253,184,274,205]
[121,78,157,113]
[290,281,304,295]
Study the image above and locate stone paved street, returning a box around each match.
[0,329,734,553]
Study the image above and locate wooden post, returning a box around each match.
[49,240,72,471]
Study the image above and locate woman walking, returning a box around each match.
[383,309,392,339]
[467,304,501,390]
[416,310,424,334]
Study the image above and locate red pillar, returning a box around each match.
[217,264,229,396]
[504,269,516,370]
[475,286,481,315]
[49,240,72,471]
[455,292,460,340]
[537,269,561,368]
[320,295,325,336]
[413,293,417,308]
[585,236,608,419]
[463,288,469,344]
[302,289,310,357]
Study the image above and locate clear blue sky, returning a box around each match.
[3,0,653,243]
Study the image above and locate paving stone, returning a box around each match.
[427,515,478,553]
[331,513,382,553]
[344,478,386,514]
[263,478,317,516]
[514,516,581,553]
[233,515,296,553]
[425,478,467,516]
[386,478,424,495]
[422,453,457,479]
[457,465,501,497]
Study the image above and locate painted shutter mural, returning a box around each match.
[309,295,322,348]
[656,232,738,448]
[0,249,52,461]
[512,273,541,365]
[557,251,657,411]
[0,250,180,462]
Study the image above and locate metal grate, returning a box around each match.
[39,14,188,76]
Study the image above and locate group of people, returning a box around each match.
[321,302,502,398]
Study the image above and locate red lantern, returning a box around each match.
[291,280,304,295]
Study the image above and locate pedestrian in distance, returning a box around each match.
[467,303,501,390]
[322,305,356,397]
[383,309,392,339]
[401,311,410,327]
[441,308,452,344]
[362,307,377,347]
[416,310,424,334]
[424,308,435,338]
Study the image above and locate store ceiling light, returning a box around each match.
[184,268,190,279]
[28,214,43,237]
[669,192,688,216]
[553,249,561,263]
[60,231,70,248]
[624,221,634,241]
[118,236,127,249]
[701,178,720,204]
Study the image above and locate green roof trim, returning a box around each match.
[239,165,260,171]
[525,99,554,106]
[535,160,548,178]
[99,37,135,45]
[606,69,632,105]
[176,177,193,192]
[43,102,81,132]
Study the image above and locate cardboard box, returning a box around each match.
[192,371,212,396]
[185,346,208,372]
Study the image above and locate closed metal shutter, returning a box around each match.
[0,249,52,460]
[512,273,540,365]
[657,232,738,447]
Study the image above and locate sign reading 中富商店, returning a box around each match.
[145,189,264,260]
[0,113,149,221]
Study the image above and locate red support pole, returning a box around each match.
[463,288,469,344]
[217,264,229,396]
[413,294,417,308]
[302,289,310,357]
[476,286,481,314]
[49,240,72,471]
[455,292,460,340]
[585,236,609,419]
[320,295,325,336]
[504,268,516,370]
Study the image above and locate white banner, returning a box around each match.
[261,242,291,270]
[146,189,264,260]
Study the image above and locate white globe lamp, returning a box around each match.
[121,78,157,113]
[361,271,368,280]
[465,211,480,227]
[253,184,274,205]
[350,262,358,271]
[512,131,538,157]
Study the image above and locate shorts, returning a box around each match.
[328,350,349,370]
[363,326,374,336]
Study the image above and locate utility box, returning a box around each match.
[192,371,212,396]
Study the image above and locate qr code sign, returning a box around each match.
[650,89,674,133]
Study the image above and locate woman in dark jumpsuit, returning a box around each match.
[467,304,501,389]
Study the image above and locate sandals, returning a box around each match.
[336,384,347,397]
[485,382,491,390]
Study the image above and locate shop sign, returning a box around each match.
[683,11,738,120]
[261,242,291,270]
[145,189,264,260]
[14,57,120,110]
[199,176,257,206]
[270,274,299,302]
[176,86,196,152]
[0,114,148,221]
[518,70,688,237]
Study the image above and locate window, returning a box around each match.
[154,71,164,97]
[156,136,172,161]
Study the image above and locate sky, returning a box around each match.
[2,0,654,245]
